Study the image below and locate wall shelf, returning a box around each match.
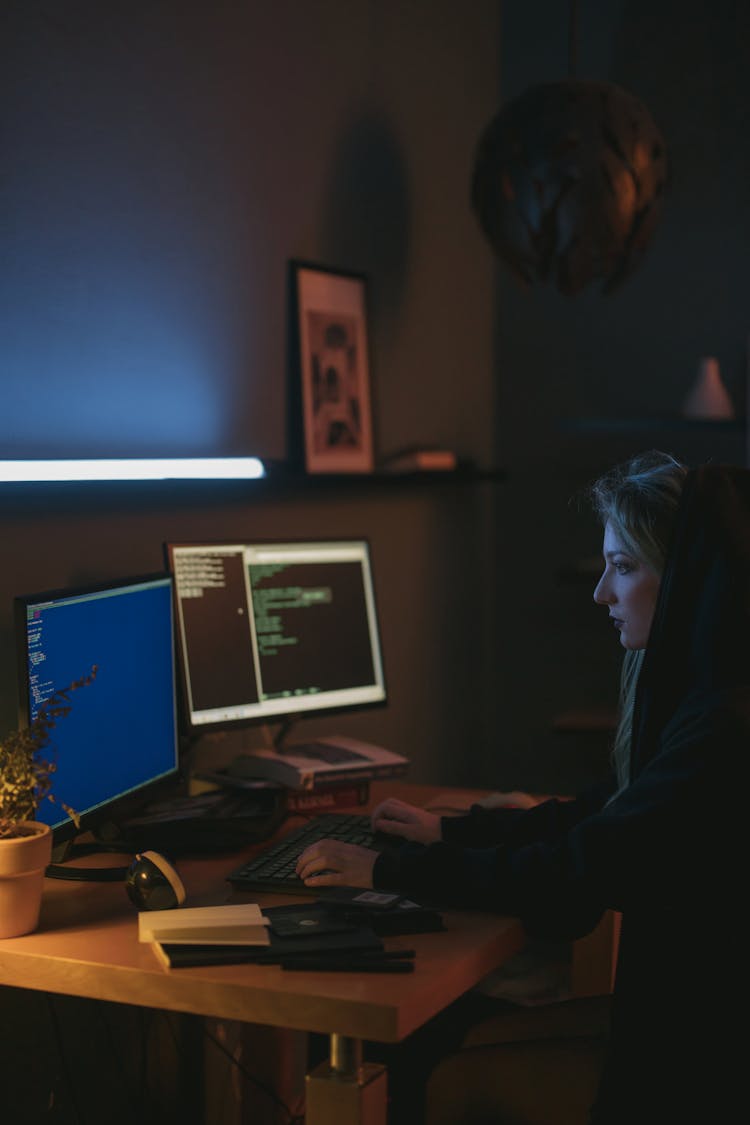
[560,416,744,435]
[261,461,507,491]
[0,462,506,515]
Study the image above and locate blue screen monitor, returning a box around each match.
[14,574,180,860]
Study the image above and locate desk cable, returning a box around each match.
[202,1022,305,1125]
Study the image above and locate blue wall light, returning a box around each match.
[0,458,265,482]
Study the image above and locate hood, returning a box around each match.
[631,463,750,777]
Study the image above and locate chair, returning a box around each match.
[423,910,618,1125]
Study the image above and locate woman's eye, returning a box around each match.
[615,563,632,575]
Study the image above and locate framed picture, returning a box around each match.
[289,261,374,473]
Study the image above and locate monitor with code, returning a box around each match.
[14,574,179,845]
[166,539,387,734]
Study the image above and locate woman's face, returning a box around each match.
[593,522,661,650]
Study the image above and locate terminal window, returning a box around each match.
[170,540,385,728]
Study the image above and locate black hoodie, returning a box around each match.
[373,464,748,1123]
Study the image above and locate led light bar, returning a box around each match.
[0,458,266,482]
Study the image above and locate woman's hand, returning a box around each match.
[296,841,378,888]
[370,798,442,844]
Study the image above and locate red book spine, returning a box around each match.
[284,779,370,813]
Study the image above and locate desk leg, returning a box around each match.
[174,1013,204,1125]
[306,1034,387,1125]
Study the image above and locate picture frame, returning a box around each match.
[289,260,375,474]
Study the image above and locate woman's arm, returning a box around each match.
[295,779,615,897]
[370,779,617,849]
[369,695,732,937]
[440,777,616,849]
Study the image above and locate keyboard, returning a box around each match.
[227,812,385,894]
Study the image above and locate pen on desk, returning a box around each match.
[281,958,415,973]
[359,949,416,960]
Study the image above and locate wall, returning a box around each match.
[2,4,503,1121]
[3,1,747,1118]
[0,2,503,791]
[1,0,500,463]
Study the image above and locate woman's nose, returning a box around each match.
[593,572,611,605]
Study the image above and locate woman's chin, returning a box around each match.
[621,635,647,651]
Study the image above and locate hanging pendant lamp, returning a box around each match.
[471,7,668,294]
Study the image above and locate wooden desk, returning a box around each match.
[0,783,523,1124]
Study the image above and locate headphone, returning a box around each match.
[124,850,186,911]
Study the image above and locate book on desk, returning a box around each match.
[144,903,385,970]
[218,736,409,791]
[195,768,373,813]
[139,902,271,970]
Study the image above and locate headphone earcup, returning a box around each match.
[125,850,186,911]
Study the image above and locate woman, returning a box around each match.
[297,451,747,1122]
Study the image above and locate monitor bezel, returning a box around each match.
[14,571,181,848]
[164,537,389,737]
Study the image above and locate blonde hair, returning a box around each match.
[589,451,688,787]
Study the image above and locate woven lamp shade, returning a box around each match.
[471,80,668,294]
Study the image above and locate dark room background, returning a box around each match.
[1,6,748,1116]
[1,0,748,798]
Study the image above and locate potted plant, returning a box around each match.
[0,668,96,938]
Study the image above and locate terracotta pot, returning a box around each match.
[0,822,53,939]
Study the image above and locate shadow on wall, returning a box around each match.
[320,110,411,327]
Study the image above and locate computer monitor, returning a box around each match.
[14,574,180,869]
[165,539,387,740]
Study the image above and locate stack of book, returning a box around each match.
[139,902,385,970]
[379,445,458,472]
[139,903,270,970]
[198,735,409,813]
[226,736,408,789]
[196,770,372,813]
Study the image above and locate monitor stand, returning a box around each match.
[273,716,296,751]
[271,717,363,756]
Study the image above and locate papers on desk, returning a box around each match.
[139,903,270,948]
